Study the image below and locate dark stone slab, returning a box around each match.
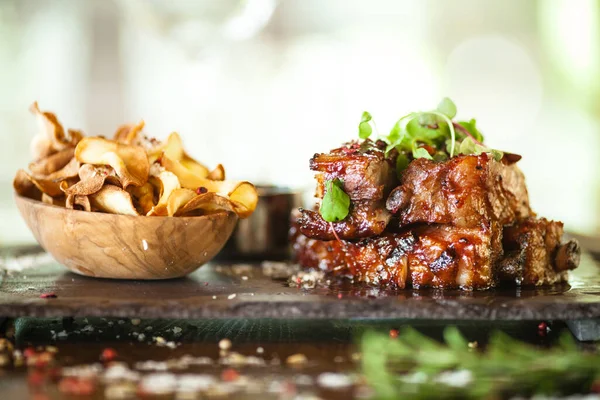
[1,247,600,321]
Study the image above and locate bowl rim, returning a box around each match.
[14,192,237,222]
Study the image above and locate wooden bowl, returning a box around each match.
[14,194,238,280]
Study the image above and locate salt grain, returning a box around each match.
[286,354,308,365]
[104,382,136,399]
[227,294,236,300]
[139,373,177,394]
[177,374,216,392]
[317,373,352,389]
[104,364,140,382]
[218,339,232,351]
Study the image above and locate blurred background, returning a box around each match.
[0,0,599,245]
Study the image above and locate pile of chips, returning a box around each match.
[14,102,258,218]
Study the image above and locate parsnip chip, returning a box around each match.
[207,164,225,181]
[19,172,64,197]
[17,103,258,220]
[75,137,149,188]
[29,102,81,157]
[16,158,81,198]
[67,129,84,145]
[61,164,118,196]
[165,188,197,216]
[42,193,66,207]
[113,120,145,145]
[28,148,74,176]
[89,185,139,216]
[161,155,258,218]
[148,132,209,178]
[13,169,36,197]
[30,135,56,163]
[128,183,155,215]
[44,157,81,181]
[146,171,181,216]
[66,194,91,212]
[175,192,237,216]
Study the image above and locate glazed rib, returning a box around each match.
[300,139,397,240]
[311,139,397,201]
[297,200,391,241]
[292,220,502,290]
[291,217,578,290]
[499,218,580,286]
[386,153,532,228]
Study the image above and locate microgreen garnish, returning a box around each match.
[358,111,374,139]
[436,96,457,119]
[362,327,600,399]
[361,98,507,167]
[412,147,433,160]
[319,178,350,223]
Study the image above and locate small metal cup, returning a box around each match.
[217,185,305,260]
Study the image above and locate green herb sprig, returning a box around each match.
[362,327,600,399]
[358,98,505,177]
[319,178,350,223]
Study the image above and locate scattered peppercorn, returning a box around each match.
[101,348,117,362]
[221,368,239,382]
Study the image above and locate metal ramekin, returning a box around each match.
[216,185,305,260]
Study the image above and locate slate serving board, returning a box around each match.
[0,247,599,321]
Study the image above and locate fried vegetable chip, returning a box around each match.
[75,137,149,188]
[113,120,145,145]
[89,185,139,216]
[161,155,257,218]
[164,188,197,216]
[148,132,209,178]
[175,192,237,216]
[147,171,181,216]
[28,148,75,176]
[127,183,155,215]
[13,169,37,197]
[15,158,81,198]
[208,164,226,181]
[61,164,119,196]
[66,194,91,212]
[16,102,258,220]
[29,102,81,157]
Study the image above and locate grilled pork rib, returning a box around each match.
[298,200,391,241]
[291,217,579,289]
[293,140,580,289]
[386,153,532,228]
[500,218,580,286]
[300,139,397,240]
[311,139,397,201]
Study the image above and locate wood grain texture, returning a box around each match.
[14,194,238,279]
